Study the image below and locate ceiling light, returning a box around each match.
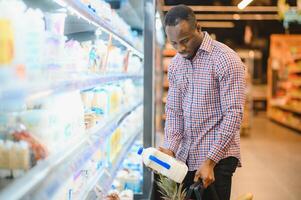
[238,0,253,10]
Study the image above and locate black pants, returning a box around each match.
[183,157,238,200]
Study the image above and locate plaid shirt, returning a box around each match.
[164,32,245,171]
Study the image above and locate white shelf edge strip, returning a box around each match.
[0,74,143,102]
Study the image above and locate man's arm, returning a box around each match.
[195,52,245,187]
[206,52,245,163]
[162,62,184,156]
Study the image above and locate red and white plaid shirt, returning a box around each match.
[164,32,245,171]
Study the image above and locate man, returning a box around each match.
[159,5,245,200]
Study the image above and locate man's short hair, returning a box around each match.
[164,4,196,29]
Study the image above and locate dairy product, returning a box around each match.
[92,88,110,119]
[138,147,188,183]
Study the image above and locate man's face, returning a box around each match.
[165,20,202,60]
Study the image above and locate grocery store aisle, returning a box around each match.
[231,114,301,200]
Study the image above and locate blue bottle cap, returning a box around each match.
[137,147,144,155]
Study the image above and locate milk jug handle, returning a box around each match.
[149,155,171,169]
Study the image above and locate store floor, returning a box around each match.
[231,114,301,200]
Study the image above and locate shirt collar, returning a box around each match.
[198,31,213,53]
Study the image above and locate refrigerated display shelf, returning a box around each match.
[0,74,142,102]
[0,134,88,200]
[0,101,142,200]
[61,0,143,58]
[22,0,143,57]
[82,128,142,200]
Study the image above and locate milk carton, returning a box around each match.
[137,147,188,183]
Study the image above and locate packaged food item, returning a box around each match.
[64,40,86,72]
[115,169,129,189]
[12,126,48,161]
[95,40,108,73]
[43,33,66,70]
[127,55,143,74]
[110,128,121,163]
[138,147,188,183]
[81,89,94,111]
[109,85,122,115]
[84,111,98,129]
[112,180,123,191]
[0,19,14,65]
[119,189,134,200]
[44,12,67,36]
[105,192,120,200]
[92,87,110,120]
[107,47,125,73]
[23,8,45,73]
[0,140,11,169]
[0,139,31,170]
[124,171,141,193]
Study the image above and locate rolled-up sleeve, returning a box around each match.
[207,52,246,163]
[163,63,184,154]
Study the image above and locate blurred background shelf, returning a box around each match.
[272,105,301,115]
[269,114,301,132]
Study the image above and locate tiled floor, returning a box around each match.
[231,115,301,200]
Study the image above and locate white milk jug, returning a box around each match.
[137,147,188,183]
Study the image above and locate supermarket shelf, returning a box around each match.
[269,114,301,132]
[0,74,143,102]
[292,54,301,61]
[0,101,142,200]
[272,105,301,115]
[291,93,301,100]
[82,128,142,200]
[291,79,301,86]
[62,0,143,58]
[288,68,301,74]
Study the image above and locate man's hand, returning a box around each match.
[194,159,216,188]
[158,147,175,157]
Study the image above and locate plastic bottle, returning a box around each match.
[137,147,188,183]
